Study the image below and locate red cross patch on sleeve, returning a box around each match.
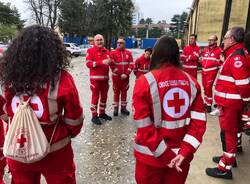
[234,60,243,68]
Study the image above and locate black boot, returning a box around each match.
[212,156,237,167]
[113,109,118,116]
[237,146,243,153]
[121,108,130,116]
[99,113,112,121]
[205,105,212,113]
[91,116,102,125]
[205,167,232,179]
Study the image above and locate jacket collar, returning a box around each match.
[223,43,244,58]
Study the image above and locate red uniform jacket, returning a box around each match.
[201,46,222,73]
[134,54,150,78]
[3,70,84,151]
[0,95,6,160]
[86,46,111,81]
[110,48,133,76]
[132,64,206,168]
[215,43,250,110]
[181,44,201,69]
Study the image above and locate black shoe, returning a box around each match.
[121,109,130,116]
[99,114,112,121]
[205,167,232,179]
[113,109,118,116]
[212,156,237,167]
[205,106,212,113]
[237,146,243,153]
[91,116,102,125]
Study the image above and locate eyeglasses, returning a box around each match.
[208,39,216,41]
[117,42,124,44]
[223,36,231,41]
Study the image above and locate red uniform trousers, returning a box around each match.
[242,107,250,129]
[183,68,197,79]
[0,120,6,184]
[135,160,190,184]
[112,75,129,110]
[9,144,75,184]
[90,80,109,117]
[202,70,218,106]
[218,106,243,171]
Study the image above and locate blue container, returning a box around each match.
[141,38,158,49]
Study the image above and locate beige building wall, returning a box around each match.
[196,0,226,42]
[186,0,250,45]
[228,0,249,29]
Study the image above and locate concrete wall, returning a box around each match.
[186,0,250,44]
[228,0,249,29]
[196,0,226,42]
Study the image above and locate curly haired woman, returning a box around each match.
[0,25,84,184]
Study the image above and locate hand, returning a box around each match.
[194,52,199,58]
[168,154,185,172]
[103,55,111,65]
[188,55,191,60]
[121,74,127,80]
[220,54,225,62]
[113,68,118,73]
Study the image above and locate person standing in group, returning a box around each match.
[241,31,250,134]
[200,35,222,113]
[0,96,6,184]
[134,48,152,79]
[181,34,201,79]
[110,37,134,116]
[206,27,250,179]
[86,34,112,124]
[0,25,84,184]
[133,36,206,184]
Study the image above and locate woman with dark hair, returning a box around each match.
[0,25,83,184]
[132,36,206,184]
[134,48,152,79]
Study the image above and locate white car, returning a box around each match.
[79,44,93,56]
[64,43,81,57]
[0,43,8,58]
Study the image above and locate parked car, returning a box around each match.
[0,43,8,58]
[79,44,93,56]
[64,43,81,57]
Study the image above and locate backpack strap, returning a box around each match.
[48,117,59,145]
[19,96,31,107]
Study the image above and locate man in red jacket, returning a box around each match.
[201,35,222,112]
[133,36,206,184]
[86,34,112,124]
[110,37,134,116]
[206,27,250,179]
[134,48,152,79]
[181,34,201,79]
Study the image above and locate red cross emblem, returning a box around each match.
[163,88,189,118]
[167,92,185,113]
[12,95,44,118]
[17,134,27,148]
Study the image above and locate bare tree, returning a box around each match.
[24,0,61,29]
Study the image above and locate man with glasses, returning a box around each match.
[181,34,201,79]
[110,37,133,116]
[200,35,222,113]
[206,27,250,179]
[86,34,112,125]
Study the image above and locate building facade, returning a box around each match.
[185,0,250,45]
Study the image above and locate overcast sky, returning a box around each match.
[1,0,193,23]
